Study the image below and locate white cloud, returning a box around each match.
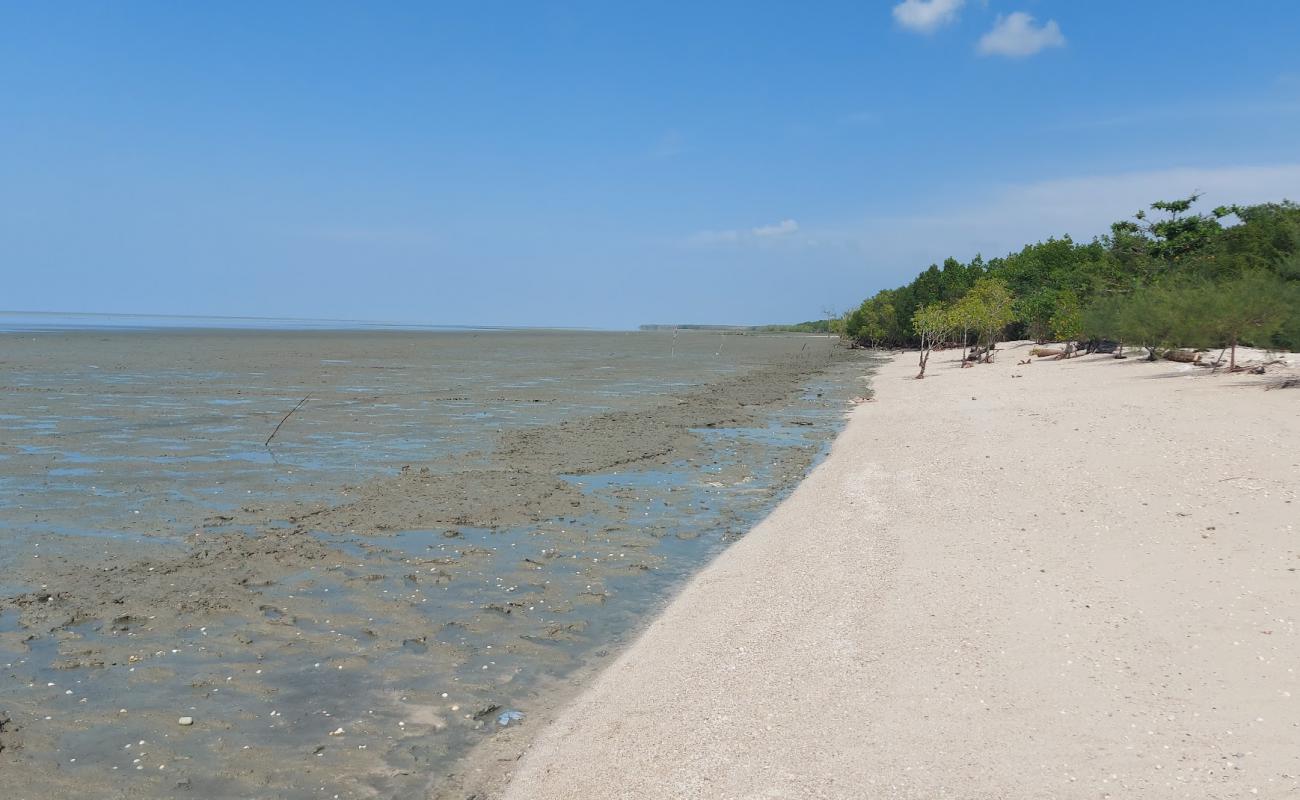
[842,164,1300,279]
[650,129,685,160]
[892,0,965,34]
[977,12,1065,58]
[304,226,439,247]
[752,219,799,237]
[688,219,800,246]
[687,228,742,246]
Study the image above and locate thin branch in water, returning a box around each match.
[265,395,311,448]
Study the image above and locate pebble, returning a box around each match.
[178,716,194,726]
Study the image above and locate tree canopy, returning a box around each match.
[841,197,1300,356]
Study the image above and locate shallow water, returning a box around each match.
[0,328,873,799]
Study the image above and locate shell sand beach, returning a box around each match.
[491,342,1299,799]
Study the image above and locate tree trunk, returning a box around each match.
[1229,334,1238,371]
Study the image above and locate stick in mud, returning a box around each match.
[264,394,311,447]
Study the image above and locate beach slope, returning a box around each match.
[498,343,1299,799]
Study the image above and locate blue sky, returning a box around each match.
[3,1,1299,328]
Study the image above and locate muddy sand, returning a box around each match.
[0,329,872,799]
[496,342,1299,799]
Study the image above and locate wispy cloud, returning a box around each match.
[303,226,439,247]
[1038,97,1300,133]
[753,219,799,237]
[892,0,965,34]
[1276,71,1300,93]
[649,129,685,160]
[838,164,1300,276]
[688,219,800,246]
[688,229,741,246]
[977,12,1065,58]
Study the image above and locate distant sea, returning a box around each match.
[0,310,574,333]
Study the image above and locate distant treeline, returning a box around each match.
[839,197,1300,363]
[638,320,834,333]
[748,319,835,333]
[639,324,746,331]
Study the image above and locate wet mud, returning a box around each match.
[0,329,873,799]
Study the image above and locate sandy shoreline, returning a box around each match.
[491,342,1299,799]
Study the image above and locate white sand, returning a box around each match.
[497,343,1299,799]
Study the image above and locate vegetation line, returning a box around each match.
[832,196,1299,371]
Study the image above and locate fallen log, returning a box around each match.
[1164,349,1202,364]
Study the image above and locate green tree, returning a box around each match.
[1199,271,1295,370]
[838,195,1300,354]
[948,294,978,362]
[912,303,951,379]
[1114,284,1186,360]
[859,294,899,349]
[963,278,1015,362]
[1016,289,1058,343]
[1135,195,1233,263]
[1082,293,1125,352]
[1050,290,1085,344]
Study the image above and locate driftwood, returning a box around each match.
[265,395,311,447]
[1083,338,1120,354]
[1230,359,1289,375]
[1031,347,1064,358]
[1051,342,1079,360]
[1164,349,1202,364]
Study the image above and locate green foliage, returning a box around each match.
[911,302,952,378]
[858,294,899,347]
[1081,293,1124,342]
[750,319,836,333]
[844,195,1300,356]
[912,303,951,339]
[844,289,904,347]
[1197,271,1296,367]
[1111,283,1189,360]
[1049,291,1084,342]
[1015,289,1059,343]
[961,278,1015,359]
[1130,194,1231,264]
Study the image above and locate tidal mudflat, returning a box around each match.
[0,328,872,799]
